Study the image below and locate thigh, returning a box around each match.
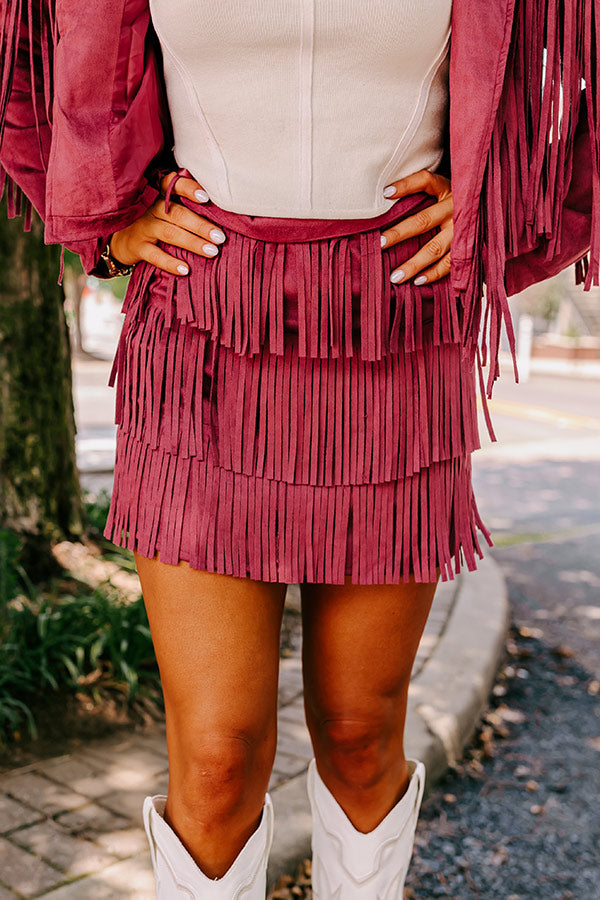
[301,576,438,723]
[135,551,287,746]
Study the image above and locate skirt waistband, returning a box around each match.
[165,168,433,243]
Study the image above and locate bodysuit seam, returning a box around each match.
[377,26,452,198]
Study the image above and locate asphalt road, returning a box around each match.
[407,371,600,900]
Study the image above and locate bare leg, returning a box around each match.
[135,551,287,878]
[301,573,438,833]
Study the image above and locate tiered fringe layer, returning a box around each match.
[109,430,487,585]
[103,188,491,584]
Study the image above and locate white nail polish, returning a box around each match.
[380,234,387,248]
[390,269,405,284]
[195,189,209,202]
[177,264,189,275]
[414,275,428,285]
[210,228,226,244]
[383,185,396,198]
[203,243,219,257]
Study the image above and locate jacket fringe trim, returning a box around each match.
[0,0,55,187]
[457,0,600,397]
[0,0,63,270]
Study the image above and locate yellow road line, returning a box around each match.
[476,397,600,431]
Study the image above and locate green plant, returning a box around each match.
[83,488,137,570]
[0,584,161,745]
[564,324,582,340]
[536,283,562,328]
[86,271,130,304]
[0,529,36,608]
[0,530,22,610]
[83,488,112,534]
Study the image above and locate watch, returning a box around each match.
[98,235,135,278]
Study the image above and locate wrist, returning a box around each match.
[108,230,127,265]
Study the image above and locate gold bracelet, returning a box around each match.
[99,236,135,277]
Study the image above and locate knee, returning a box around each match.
[174,728,275,824]
[314,717,395,790]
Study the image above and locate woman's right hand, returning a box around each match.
[109,171,226,276]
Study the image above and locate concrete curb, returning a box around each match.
[267,555,510,888]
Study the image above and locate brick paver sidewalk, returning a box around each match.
[0,580,456,898]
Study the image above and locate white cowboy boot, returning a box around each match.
[142,793,274,899]
[307,757,425,899]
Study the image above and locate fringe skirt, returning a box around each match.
[102,179,492,584]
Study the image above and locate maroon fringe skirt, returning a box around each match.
[102,177,491,584]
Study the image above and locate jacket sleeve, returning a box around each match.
[0,2,108,276]
[0,0,173,281]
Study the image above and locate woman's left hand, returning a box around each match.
[380,169,453,286]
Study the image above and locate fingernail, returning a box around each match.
[210,228,226,244]
[380,234,387,248]
[203,243,219,257]
[383,185,396,198]
[195,189,209,202]
[414,275,428,285]
[177,264,189,275]
[390,269,405,284]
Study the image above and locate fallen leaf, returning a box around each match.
[467,757,485,776]
[490,845,509,865]
[586,736,600,752]
[555,675,578,687]
[526,780,539,792]
[497,705,527,724]
[480,724,495,742]
[518,625,544,639]
[552,645,575,659]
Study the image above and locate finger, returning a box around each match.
[146,217,224,261]
[389,226,453,284]
[160,171,209,203]
[410,252,452,285]
[139,241,193,276]
[383,168,451,201]
[380,197,452,249]
[150,199,227,247]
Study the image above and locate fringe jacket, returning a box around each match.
[0,0,598,394]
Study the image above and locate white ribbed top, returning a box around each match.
[149,0,452,219]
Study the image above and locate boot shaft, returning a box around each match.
[143,793,274,899]
[307,758,425,899]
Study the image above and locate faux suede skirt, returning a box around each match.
[102,175,491,584]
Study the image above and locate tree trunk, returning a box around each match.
[0,195,85,579]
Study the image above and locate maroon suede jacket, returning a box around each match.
[0,0,598,387]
